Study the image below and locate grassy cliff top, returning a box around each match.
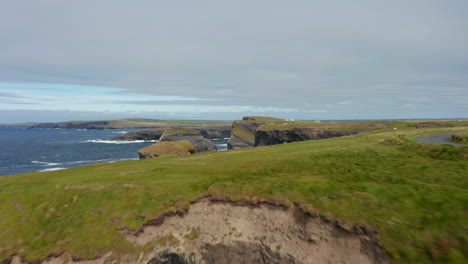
[0,127,467,263]
[30,118,232,129]
[232,126,255,141]
[138,140,196,157]
[162,127,200,136]
[258,120,468,131]
[242,116,287,122]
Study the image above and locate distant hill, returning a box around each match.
[0,122,39,127]
[27,118,232,129]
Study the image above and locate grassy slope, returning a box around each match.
[451,132,468,145]
[0,127,467,263]
[138,141,196,156]
[162,127,200,136]
[231,126,255,141]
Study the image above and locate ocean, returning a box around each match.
[0,127,228,176]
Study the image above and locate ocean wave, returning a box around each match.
[112,131,128,134]
[31,161,62,166]
[40,167,66,172]
[84,139,157,144]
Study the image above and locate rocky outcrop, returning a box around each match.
[227,120,271,149]
[138,141,196,159]
[415,122,452,129]
[112,125,231,141]
[255,128,368,146]
[193,125,231,139]
[160,128,217,153]
[227,116,372,149]
[112,128,165,141]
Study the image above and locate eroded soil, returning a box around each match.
[7,199,390,264]
[129,200,390,264]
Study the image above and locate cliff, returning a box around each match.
[29,118,232,130]
[112,128,165,141]
[31,121,111,129]
[112,125,231,141]
[193,125,231,139]
[159,127,217,153]
[137,140,196,159]
[228,116,375,149]
[255,127,368,146]
[227,117,285,149]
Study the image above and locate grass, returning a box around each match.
[258,120,468,131]
[184,226,201,240]
[244,116,286,122]
[162,127,200,136]
[32,118,232,129]
[451,132,468,145]
[138,140,196,157]
[232,126,255,141]
[0,126,467,263]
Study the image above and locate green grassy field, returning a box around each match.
[0,127,467,263]
[451,132,468,145]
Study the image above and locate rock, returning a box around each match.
[227,116,373,149]
[112,128,165,141]
[201,242,295,264]
[193,125,231,139]
[227,120,270,149]
[255,128,367,146]
[137,140,196,159]
[160,127,217,153]
[415,122,452,129]
[112,125,231,141]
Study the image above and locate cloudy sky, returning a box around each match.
[0,0,467,123]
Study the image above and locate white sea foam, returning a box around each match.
[112,131,128,134]
[84,139,157,144]
[40,167,66,172]
[31,161,62,166]
[66,160,91,164]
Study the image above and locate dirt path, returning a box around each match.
[415,132,465,146]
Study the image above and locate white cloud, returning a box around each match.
[0,1,467,121]
[337,101,353,105]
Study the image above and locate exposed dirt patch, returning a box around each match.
[128,199,390,264]
[6,198,390,264]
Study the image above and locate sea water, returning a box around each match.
[0,127,228,176]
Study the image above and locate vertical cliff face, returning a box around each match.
[227,121,268,149]
[112,126,231,141]
[193,125,231,139]
[227,117,371,149]
[255,128,368,146]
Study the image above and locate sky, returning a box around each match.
[0,0,467,123]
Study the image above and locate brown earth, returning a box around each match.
[128,199,390,264]
[6,199,390,264]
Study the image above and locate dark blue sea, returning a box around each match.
[0,127,228,176]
